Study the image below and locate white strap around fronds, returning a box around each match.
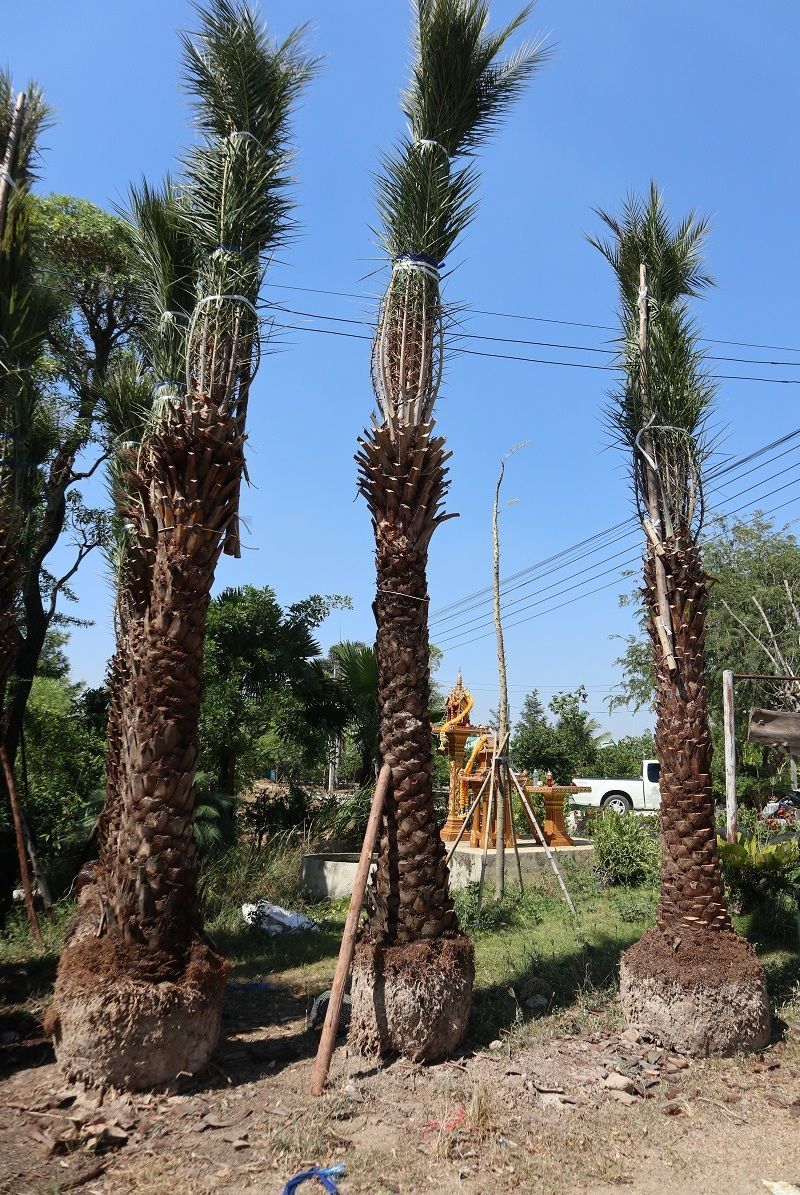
[0,168,17,189]
[392,255,440,283]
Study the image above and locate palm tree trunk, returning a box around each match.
[645,539,729,931]
[349,420,473,1062]
[618,533,770,1056]
[50,401,237,1089]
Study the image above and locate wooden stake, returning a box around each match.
[508,768,575,916]
[309,764,391,1097]
[722,669,737,842]
[0,743,42,945]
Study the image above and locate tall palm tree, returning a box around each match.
[50,0,317,1090]
[591,185,769,1055]
[350,0,546,1062]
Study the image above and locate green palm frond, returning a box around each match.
[590,183,715,538]
[371,1,546,431]
[127,178,197,389]
[0,72,52,195]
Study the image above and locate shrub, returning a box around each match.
[199,831,309,933]
[591,812,660,886]
[718,834,800,921]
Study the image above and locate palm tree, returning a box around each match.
[50,1,317,1090]
[350,0,546,1062]
[591,185,769,1055]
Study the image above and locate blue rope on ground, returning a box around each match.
[281,1163,345,1194]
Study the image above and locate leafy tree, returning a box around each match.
[2,190,141,767]
[612,514,800,801]
[511,686,603,781]
[200,586,350,792]
[594,732,655,779]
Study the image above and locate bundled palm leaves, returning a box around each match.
[370,0,547,436]
[590,184,715,546]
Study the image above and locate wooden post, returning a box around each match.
[0,92,26,244]
[309,764,390,1097]
[723,669,737,842]
[492,459,507,900]
[0,744,42,945]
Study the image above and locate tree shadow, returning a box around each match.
[0,954,59,1079]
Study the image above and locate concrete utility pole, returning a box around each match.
[0,91,26,246]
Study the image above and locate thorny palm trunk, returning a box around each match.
[357,420,457,945]
[644,535,730,932]
[92,401,243,967]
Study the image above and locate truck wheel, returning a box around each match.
[601,793,632,815]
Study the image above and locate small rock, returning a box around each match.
[603,1072,636,1094]
[488,1040,503,1051]
[621,1028,640,1045]
[667,1055,689,1070]
[343,1083,364,1103]
[607,1090,638,1106]
[525,995,548,1015]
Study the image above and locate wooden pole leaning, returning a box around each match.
[309,764,391,1097]
[508,768,576,916]
[722,669,737,843]
[444,731,510,865]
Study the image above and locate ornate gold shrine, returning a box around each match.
[433,674,512,846]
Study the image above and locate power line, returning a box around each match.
[268,307,800,378]
[265,279,800,356]
[436,479,800,653]
[429,426,800,625]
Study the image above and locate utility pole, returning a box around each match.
[0,91,26,245]
[722,669,737,842]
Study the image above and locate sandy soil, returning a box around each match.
[1,980,799,1195]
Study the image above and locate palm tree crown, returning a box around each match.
[590,183,715,542]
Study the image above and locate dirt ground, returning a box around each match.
[1,977,799,1195]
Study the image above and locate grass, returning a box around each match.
[2,837,799,1047]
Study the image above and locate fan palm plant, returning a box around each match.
[590,184,769,1055]
[350,0,547,1062]
[50,0,317,1091]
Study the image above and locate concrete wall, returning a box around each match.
[300,841,593,901]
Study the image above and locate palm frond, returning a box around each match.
[590,182,715,539]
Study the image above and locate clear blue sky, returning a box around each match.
[7,1,800,738]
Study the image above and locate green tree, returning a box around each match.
[511,686,603,781]
[200,586,349,792]
[612,514,800,800]
[592,184,769,1054]
[2,190,141,769]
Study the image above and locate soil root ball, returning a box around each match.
[48,935,227,1090]
[620,925,770,1057]
[349,934,474,1063]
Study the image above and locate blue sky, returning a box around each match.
[7,1,800,738]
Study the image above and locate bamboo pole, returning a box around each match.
[309,764,391,1097]
[0,743,42,944]
[444,731,510,864]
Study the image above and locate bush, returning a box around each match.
[591,812,660,886]
[718,834,800,922]
[199,831,308,933]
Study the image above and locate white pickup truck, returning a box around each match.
[571,759,661,815]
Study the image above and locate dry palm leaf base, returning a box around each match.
[47,933,227,1090]
[619,924,770,1057]
[348,934,474,1064]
